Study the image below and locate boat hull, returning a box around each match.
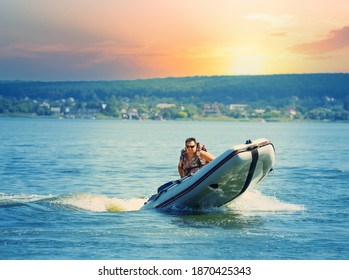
[142,138,275,210]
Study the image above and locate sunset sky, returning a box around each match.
[1,0,349,80]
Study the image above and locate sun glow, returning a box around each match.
[1,0,349,80]
[229,46,268,75]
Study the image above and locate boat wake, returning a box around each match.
[1,190,304,214]
[226,188,305,215]
[56,193,148,212]
[0,192,147,212]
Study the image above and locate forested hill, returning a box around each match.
[1,73,349,105]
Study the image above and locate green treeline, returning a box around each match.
[1,73,349,121]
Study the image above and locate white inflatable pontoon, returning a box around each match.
[142,138,275,210]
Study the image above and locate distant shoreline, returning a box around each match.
[1,113,348,123]
[1,74,349,122]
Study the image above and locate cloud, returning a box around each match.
[270,32,288,37]
[0,40,170,80]
[288,26,349,55]
[0,40,157,63]
[80,41,162,62]
[0,43,74,59]
[247,13,295,28]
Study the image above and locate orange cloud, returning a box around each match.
[289,26,349,55]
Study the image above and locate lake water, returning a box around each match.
[0,118,348,260]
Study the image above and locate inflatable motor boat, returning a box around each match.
[142,138,275,210]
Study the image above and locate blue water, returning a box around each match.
[0,118,348,260]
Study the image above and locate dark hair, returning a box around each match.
[185,137,196,144]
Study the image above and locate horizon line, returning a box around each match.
[1,72,349,83]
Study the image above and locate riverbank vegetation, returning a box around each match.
[1,73,349,121]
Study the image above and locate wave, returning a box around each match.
[226,188,305,215]
[0,189,304,214]
[54,193,147,212]
[0,192,147,212]
[0,193,56,207]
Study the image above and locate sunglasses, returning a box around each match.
[186,145,196,149]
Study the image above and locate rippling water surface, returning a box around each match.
[0,118,348,259]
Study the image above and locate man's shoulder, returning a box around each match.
[198,143,207,152]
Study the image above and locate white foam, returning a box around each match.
[58,193,147,212]
[1,190,304,215]
[227,189,304,215]
[0,193,55,204]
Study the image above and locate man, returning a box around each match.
[178,137,215,178]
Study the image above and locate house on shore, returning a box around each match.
[202,102,221,115]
